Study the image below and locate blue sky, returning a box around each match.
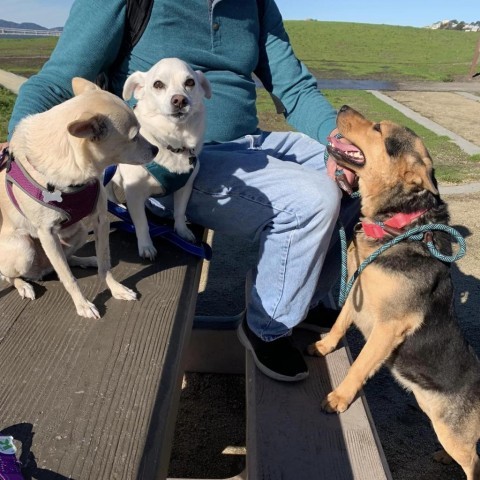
[1,0,479,29]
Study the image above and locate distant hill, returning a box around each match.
[0,19,63,32]
[428,19,480,31]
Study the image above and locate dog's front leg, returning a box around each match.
[94,192,137,301]
[322,320,407,413]
[36,228,100,318]
[125,187,157,260]
[173,162,199,243]
[307,297,355,357]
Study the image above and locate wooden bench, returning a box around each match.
[245,326,392,479]
[186,273,393,480]
[0,226,205,480]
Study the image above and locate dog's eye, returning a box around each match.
[373,123,381,133]
[153,80,164,89]
[185,78,195,88]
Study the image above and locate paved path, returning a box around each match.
[0,69,26,94]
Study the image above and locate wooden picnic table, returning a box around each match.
[0,227,204,479]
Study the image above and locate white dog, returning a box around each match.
[106,57,211,260]
[0,77,158,318]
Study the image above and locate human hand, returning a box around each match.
[325,129,357,195]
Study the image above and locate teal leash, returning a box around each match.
[324,135,357,307]
[323,136,467,309]
[337,224,466,307]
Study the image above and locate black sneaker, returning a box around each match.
[237,318,308,382]
[299,303,340,330]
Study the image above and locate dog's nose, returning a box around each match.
[171,95,188,109]
[339,105,350,113]
[151,145,159,157]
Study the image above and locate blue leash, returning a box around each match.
[324,137,466,308]
[103,165,212,260]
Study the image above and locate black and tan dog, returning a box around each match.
[307,105,480,479]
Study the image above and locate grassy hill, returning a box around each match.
[0,21,478,80]
[284,21,479,82]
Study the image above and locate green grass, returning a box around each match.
[1,24,479,182]
[0,87,16,139]
[0,37,56,76]
[0,23,478,81]
[285,21,479,82]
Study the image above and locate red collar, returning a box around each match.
[362,210,428,239]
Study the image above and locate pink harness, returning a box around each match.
[1,151,100,228]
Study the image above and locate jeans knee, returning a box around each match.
[294,177,341,229]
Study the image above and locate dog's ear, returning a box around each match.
[420,166,439,195]
[72,77,101,96]
[67,113,108,142]
[407,163,439,195]
[123,71,147,101]
[195,71,212,99]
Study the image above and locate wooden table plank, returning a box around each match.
[0,229,203,480]
[246,327,392,480]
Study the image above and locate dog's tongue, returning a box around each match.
[327,135,362,156]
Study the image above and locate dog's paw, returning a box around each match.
[138,243,157,261]
[432,449,453,464]
[307,339,336,357]
[111,284,137,301]
[175,224,196,243]
[76,300,100,319]
[321,390,352,413]
[16,282,36,300]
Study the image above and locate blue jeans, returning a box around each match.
[148,131,359,341]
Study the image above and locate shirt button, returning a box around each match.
[212,22,220,31]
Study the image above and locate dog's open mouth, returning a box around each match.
[327,135,365,167]
[171,112,187,119]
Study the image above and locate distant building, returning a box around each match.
[427,19,480,31]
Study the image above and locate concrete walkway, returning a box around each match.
[0,69,26,94]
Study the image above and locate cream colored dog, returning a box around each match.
[0,77,158,318]
[106,57,211,260]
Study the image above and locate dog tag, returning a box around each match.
[42,189,63,203]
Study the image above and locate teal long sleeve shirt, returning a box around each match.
[8,0,337,145]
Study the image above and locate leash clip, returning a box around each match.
[423,231,434,244]
[381,223,404,237]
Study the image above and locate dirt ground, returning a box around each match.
[385,91,480,147]
[167,91,480,480]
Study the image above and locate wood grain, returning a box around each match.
[246,328,392,480]
[0,229,203,480]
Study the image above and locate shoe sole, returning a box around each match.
[237,322,308,382]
